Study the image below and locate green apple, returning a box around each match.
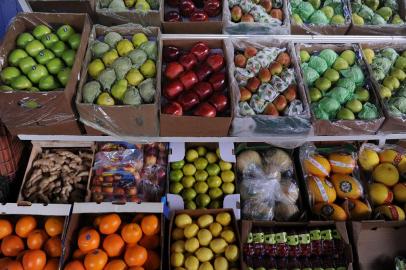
[292,14,303,25]
[182,188,197,201]
[8,49,28,66]
[379,86,391,99]
[111,79,127,100]
[61,50,76,67]
[170,182,183,194]
[25,40,45,57]
[308,0,320,9]
[16,32,34,48]
[0,67,21,84]
[41,33,59,49]
[323,68,340,83]
[28,64,49,84]
[57,24,75,42]
[36,49,55,65]
[68,33,81,50]
[140,59,156,78]
[362,48,375,64]
[46,58,64,75]
[345,99,362,113]
[207,176,222,188]
[209,188,223,200]
[171,160,185,170]
[376,7,392,21]
[194,182,209,194]
[170,169,183,182]
[315,77,331,92]
[333,57,349,71]
[183,164,196,176]
[32,24,51,39]
[97,92,115,106]
[222,182,235,194]
[194,157,208,170]
[181,176,195,188]
[11,75,32,90]
[195,170,209,181]
[392,14,404,24]
[132,33,148,48]
[196,194,211,208]
[352,13,365,25]
[0,85,13,91]
[39,75,59,91]
[320,6,334,20]
[309,88,322,103]
[18,57,37,74]
[57,68,71,86]
[390,68,406,81]
[300,50,310,63]
[331,14,346,25]
[383,75,400,91]
[102,49,119,67]
[395,56,406,70]
[340,50,356,66]
[126,68,144,86]
[355,88,370,102]
[88,59,105,79]
[206,164,220,176]
[51,41,67,57]
[197,146,207,156]
[337,107,355,120]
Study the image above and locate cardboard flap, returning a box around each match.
[72,202,164,213]
[0,203,71,215]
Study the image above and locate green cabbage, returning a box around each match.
[340,65,365,86]
[312,103,330,120]
[325,86,352,104]
[358,102,379,119]
[319,49,338,67]
[336,78,356,93]
[302,66,320,85]
[309,56,328,75]
[318,97,341,116]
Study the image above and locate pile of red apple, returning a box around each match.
[229,0,283,24]
[165,0,222,22]
[162,42,229,117]
[235,46,302,116]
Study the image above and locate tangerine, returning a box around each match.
[78,229,100,253]
[27,229,48,250]
[0,219,12,240]
[144,250,160,270]
[102,233,125,257]
[1,235,24,256]
[45,217,64,237]
[44,236,62,257]
[84,249,108,270]
[138,234,160,250]
[3,260,23,270]
[43,258,59,270]
[64,260,85,270]
[72,248,86,259]
[124,245,148,267]
[141,215,160,236]
[99,214,121,235]
[104,259,127,270]
[121,223,142,244]
[22,249,47,270]
[15,216,37,238]
[0,258,12,269]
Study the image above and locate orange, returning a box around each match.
[3,260,23,270]
[102,233,125,257]
[64,260,85,270]
[124,245,148,267]
[0,219,12,240]
[15,216,37,238]
[141,215,160,236]
[43,258,59,270]
[144,250,160,270]
[1,235,24,256]
[328,153,355,174]
[78,229,100,253]
[139,234,160,250]
[121,223,142,244]
[45,217,64,237]
[27,229,48,250]
[104,259,127,270]
[304,154,331,177]
[72,248,86,259]
[44,236,62,257]
[22,249,47,270]
[99,214,121,235]
[84,249,108,270]
[0,258,12,269]
[16,250,27,262]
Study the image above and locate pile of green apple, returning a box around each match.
[0,24,79,91]
[169,146,236,209]
[82,32,157,106]
[301,48,379,121]
[99,0,158,11]
[351,0,404,25]
[363,47,406,116]
[290,0,347,26]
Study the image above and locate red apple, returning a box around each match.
[179,53,197,70]
[191,42,210,62]
[264,103,279,116]
[164,80,184,99]
[234,54,247,68]
[193,81,213,100]
[167,0,180,7]
[179,0,196,17]
[258,67,271,83]
[165,62,184,80]
[163,101,183,115]
[163,46,181,62]
[276,52,291,67]
[244,46,257,58]
[206,54,224,72]
[190,10,209,21]
[194,102,216,117]
[241,13,255,22]
[261,0,272,12]
[179,70,198,90]
[195,64,213,81]
[240,87,252,101]
[204,0,221,17]
[209,72,226,91]
[269,62,283,75]
[177,91,200,111]
[273,95,287,111]
[270,8,283,20]
[284,85,297,102]
[209,93,228,112]
[231,6,243,22]
[165,11,183,22]
[246,77,261,92]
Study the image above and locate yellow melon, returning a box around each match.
[372,163,399,186]
[344,199,371,220]
[328,153,355,174]
[307,176,337,203]
[330,174,363,200]
[379,149,403,165]
[304,155,331,177]
[369,183,393,206]
[393,182,406,203]
[313,202,348,221]
[374,204,405,221]
[359,148,379,171]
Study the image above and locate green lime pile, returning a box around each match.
[351,0,404,25]
[364,47,406,116]
[290,0,346,26]
[169,146,236,209]
[300,48,379,121]
[82,32,157,106]
[0,24,79,92]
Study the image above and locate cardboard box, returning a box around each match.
[0,203,72,268]
[347,0,406,35]
[351,221,406,270]
[166,142,240,219]
[294,42,385,135]
[76,24,161,137]
[226,38,312,137]
[0,13,91,135]
[28,0,96,18]
[241,220,354,270]
[17,141,95,203]
[62,202,164,269]
[161,1,223,34]
[95,0,161,27]
[160,38,233,136]
[168,208,242,269]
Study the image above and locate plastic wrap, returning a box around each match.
[223,0,290,35]
[76,24,161,137]
[296,42,385,135]
[299,142,372,221]
[226,38,312,140]
[236,143,304,221]
[289,0,352,35]
[0,13,91,135]
[348,0,406,35]
[95,0,161,27]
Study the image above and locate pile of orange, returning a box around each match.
[0,215,64,270]
[64,213,161,270]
